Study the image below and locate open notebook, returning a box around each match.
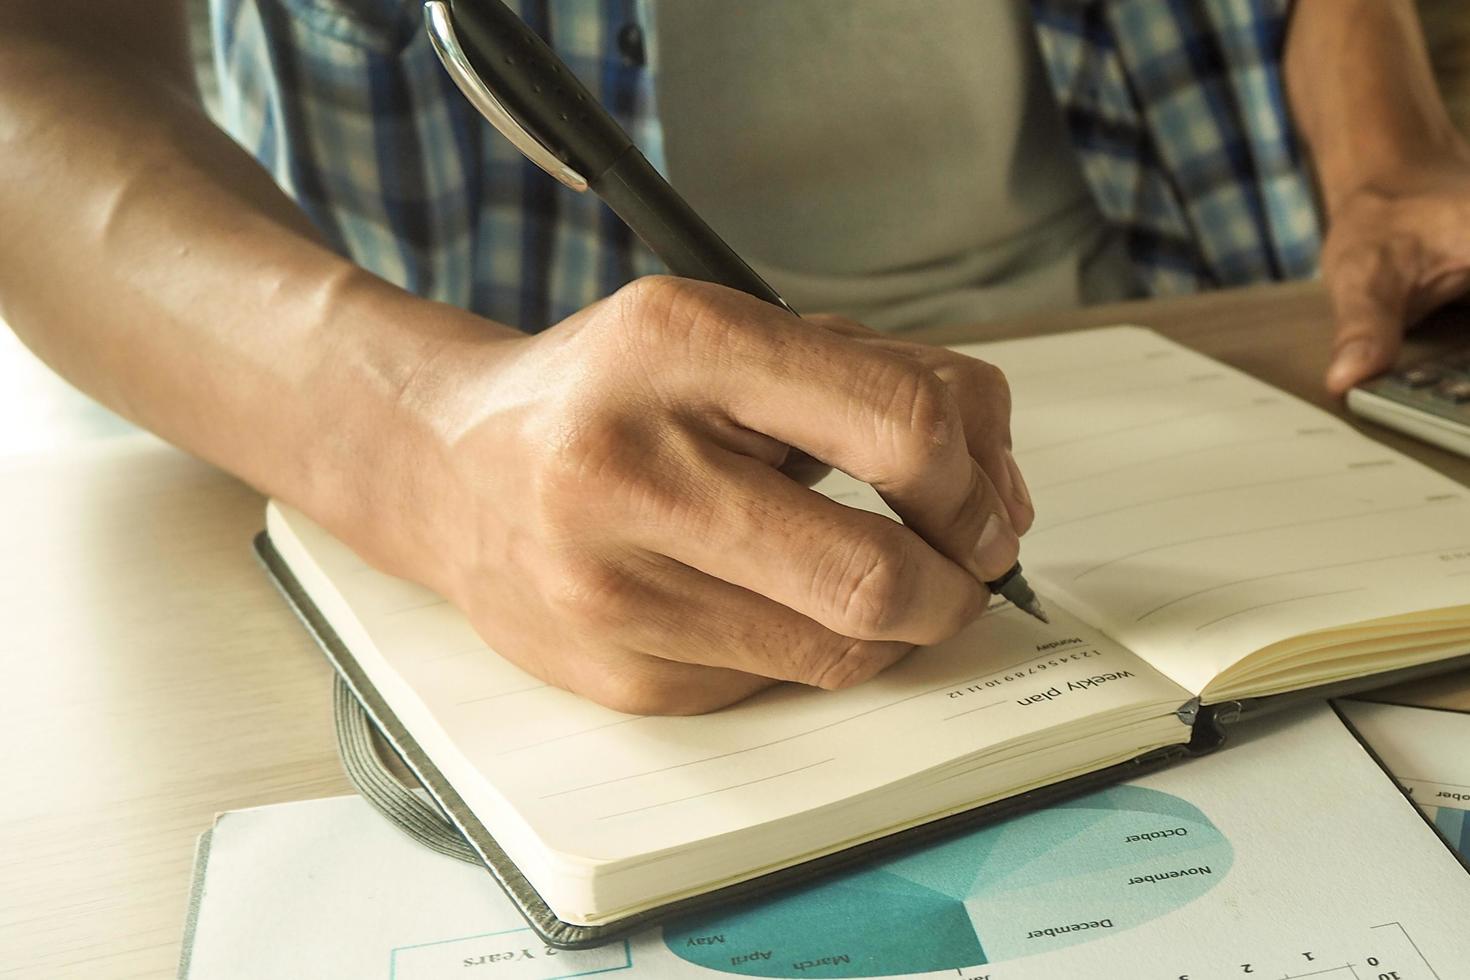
[259,326,1470,946]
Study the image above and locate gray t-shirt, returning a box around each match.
[653,0,1135,332]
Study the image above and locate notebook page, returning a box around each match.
[963,327,1470,697]
[267,502,1188,870]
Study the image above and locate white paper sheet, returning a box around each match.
[1339,699,1470,862]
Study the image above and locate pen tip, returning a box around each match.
[1027,602,1050,624]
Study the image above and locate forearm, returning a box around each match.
[1285,0,1470,215]
[0,7,519,578]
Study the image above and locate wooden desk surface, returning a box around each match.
[3,281,1468,978]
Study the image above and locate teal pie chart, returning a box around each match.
[1434,806,1470,860]
[663,785,1232,977]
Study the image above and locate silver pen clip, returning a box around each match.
[423,0,589,192]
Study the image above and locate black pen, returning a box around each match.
[422,0,1048,625]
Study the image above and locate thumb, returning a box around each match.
[1325,312,1400,396]
[1324,263,1408,397]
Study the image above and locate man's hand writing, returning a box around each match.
[394,277,1032,715]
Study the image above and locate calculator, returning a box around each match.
[1346,347,1470,458]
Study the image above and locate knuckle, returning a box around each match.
[543,561,635,634]
[1383,232,1424,269]
[612,274,740,358]
[807,313,869,336]
[928,356,1013,451]
[549,412,627,470]
[531,417,696,553]
[1330,237,1404,287]
[882,363,960,467]
[1326,236,1419,315]
[1326,235,1372,271]
[948,357,1012,438]
[970,359,1012,413]
[532,413,652,523]
[609,275,689,354]
[611,274,685,328]
[806,638,896,691]
[1339,241,1387,277]
[822,538,914,638]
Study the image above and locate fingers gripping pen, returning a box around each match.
[422,0,1048,624]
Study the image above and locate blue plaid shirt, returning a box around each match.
[210,0,1321,332]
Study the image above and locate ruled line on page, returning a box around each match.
[1018,374,1225,412]
[596,759,835,820]
[1001,350,1175,382]
[1023,397,1281,454]
[943,699,1009,721]
[493,715,649,757]
[503,686,937,765]
[498,641,1084,758]
[423,646,485,663]
[531,641,1103,796]
[423,643,490,667]
[536,694,933,800]
[381,596,450,616]
[1192,589,1368,632]
[1029,430,1341,493]
[1026,464,1395,539]
[1134,545,1470,623]
[455,683,547,706]
[1071,498,1466,583]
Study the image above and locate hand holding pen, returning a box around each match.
[398,0,1044,714]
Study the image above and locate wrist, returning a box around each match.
[297,273,525,595]
[1315,131,1470,218]
[1284,0,1468,217]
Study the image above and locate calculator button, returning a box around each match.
[1398,365,1443,387]
[1434,377,1470,403]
